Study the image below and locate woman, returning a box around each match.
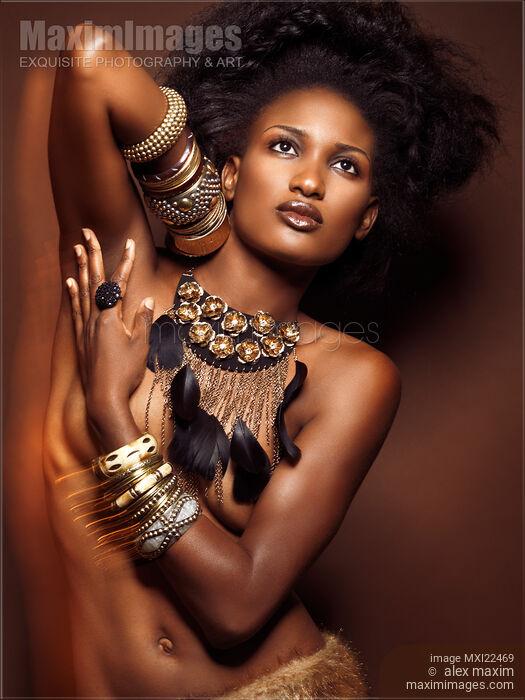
[44,2,498,697]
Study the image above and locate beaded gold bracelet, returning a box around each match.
[166,191,227,238]
[120,87,187,163]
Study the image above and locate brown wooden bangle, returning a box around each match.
[132,129,194,180]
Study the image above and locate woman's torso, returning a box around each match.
[43,251,331,698]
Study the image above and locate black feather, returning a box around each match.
[232,468,269,504]
[230,418,271,476]
[276,360,308,462]
[168,408,230,482]
[170,364,200,423]
[155,315,183,369]
[230,417,273,502]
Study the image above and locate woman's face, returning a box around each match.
[223,86,378,267]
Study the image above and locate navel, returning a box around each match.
[157,636,174,655]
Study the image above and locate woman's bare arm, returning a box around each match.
[66,230,401,650]
[89,349,401,649]
[159,351,401,648]
[49,23,186,282]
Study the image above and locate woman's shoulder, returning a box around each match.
[296,310,401,420]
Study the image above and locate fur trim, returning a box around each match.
[219,631,368,699]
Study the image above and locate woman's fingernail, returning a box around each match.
[144,297,154,310]
[82,228,91,241]
[125,238,133,249]
[74,245,82,257]
[66,278,74,289]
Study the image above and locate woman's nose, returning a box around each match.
[289,160,325,199]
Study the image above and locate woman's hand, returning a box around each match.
[66,228,154,430]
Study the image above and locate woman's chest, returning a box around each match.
[133,345,308,533]
[60,344,309,536]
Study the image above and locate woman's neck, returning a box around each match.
[193,233,317,321]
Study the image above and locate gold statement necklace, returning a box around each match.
[145,268,307,504]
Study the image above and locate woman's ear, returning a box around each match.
[221,156,241,202]
[355,197,379,241]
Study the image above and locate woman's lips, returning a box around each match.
[275,200,323,232]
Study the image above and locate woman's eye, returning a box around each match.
[333,159,358,175]
[270,140,297,155]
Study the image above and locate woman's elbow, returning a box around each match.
[203,608,261,650]
[59,24,119,76]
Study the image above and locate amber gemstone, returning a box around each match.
[177,280,202,302]
[261,334,285,357]
[236,339,261,363]
[188,321,215,346]
[176,301,201,323]
[209,334,235,358]
[201,295,228,319]
[221,310,248,336]
[250,310,275,335]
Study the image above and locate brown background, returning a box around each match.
[2,2,522,697]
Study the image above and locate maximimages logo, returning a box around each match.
[20,20,242,54]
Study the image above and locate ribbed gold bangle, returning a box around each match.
[165,216,230,258]
[100,473,179,529]
[130,479,183,526]
[121,87,187,163]
[166,191,227,239]
[107,468,177,517]
[112,462,173,510]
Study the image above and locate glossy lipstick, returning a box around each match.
[276,200,323,232]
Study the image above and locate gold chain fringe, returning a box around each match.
[145,342,291,503]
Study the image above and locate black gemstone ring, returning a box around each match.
[95,281,122,310]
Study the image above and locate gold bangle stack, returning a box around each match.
[147,158,222,227]
[83,433,201,562]
[93,474,182,549]
[129,87,230,257]
[150,154,229,257]
[121,87,187,163]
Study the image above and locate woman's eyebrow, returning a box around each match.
[334,142,370,162]
[263,124,306,137]
[263,125,370,162]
